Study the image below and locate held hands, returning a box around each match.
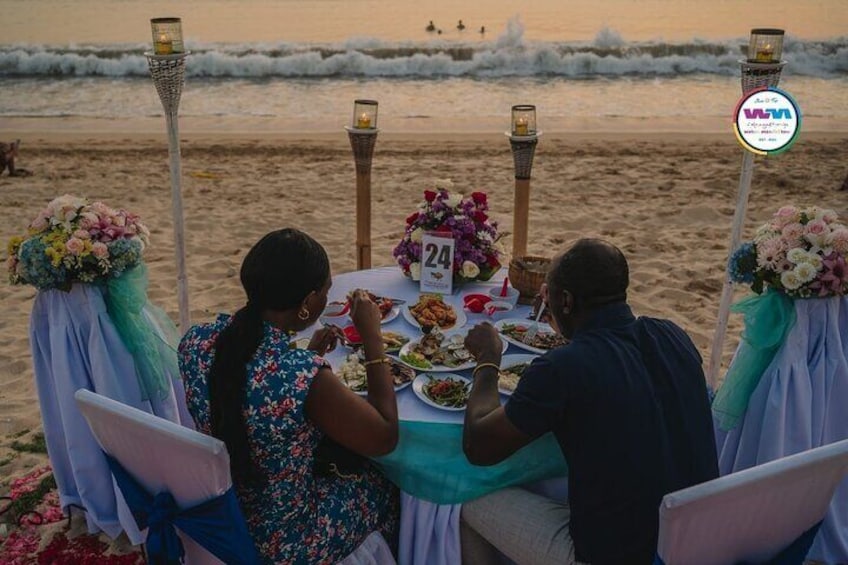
[349,289,382,340]
[464,322,503,365]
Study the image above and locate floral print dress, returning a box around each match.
[179,315,399,564]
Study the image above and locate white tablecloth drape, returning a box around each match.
[715,296,848,563]
[30,284,192,544]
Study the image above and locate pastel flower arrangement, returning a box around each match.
[6,194,150,291]
[393,180,504,282]
[729,205,848,298]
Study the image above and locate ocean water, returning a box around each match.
[0,0,845,131]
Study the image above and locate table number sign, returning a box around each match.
[420,233,455,295]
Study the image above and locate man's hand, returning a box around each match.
[465,322,503,365]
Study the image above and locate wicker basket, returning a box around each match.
[508,256,551,304]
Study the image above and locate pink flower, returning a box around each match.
[29,213,49,232]
[805,219,830,247]
[65,237,85,256]
[92,241,109,259]
[772,206,800,228]
[781,222,804,246]
[819,208,839,223]
[102,225,126,241]
[72,229,91,240]
[829,229,848,254]
[810,253,848,297]
[757,238,786,269]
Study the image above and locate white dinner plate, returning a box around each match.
[396,329,508,372]
[412,373,472,411]
[497,353,539,395]
[402,300,467,331]
[494,318,560,355]
[335,356,415,396]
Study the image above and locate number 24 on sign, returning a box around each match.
[420,233,455,295]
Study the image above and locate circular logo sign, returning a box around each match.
[733,87,801,155]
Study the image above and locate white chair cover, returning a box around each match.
[716,296,848,562]
[657,438,848,565]
[31,285,192,543]
[75,388,230,564]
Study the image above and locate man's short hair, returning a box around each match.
[548,239,629,309]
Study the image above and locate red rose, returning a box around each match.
[424,190,437,203]
[471,192,487,205]
[487,255,500,268]
[474,211,488,223]
[406,211,420,226]
[436,224,453,234]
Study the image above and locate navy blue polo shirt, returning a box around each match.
[505,303,718,565]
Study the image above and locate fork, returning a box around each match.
[523,302,546,345]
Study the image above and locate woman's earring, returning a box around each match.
[298,307,310,321]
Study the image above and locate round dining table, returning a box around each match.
[298,266,568,565]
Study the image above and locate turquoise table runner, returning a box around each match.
[375,420,568,505]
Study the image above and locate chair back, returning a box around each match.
[75,389,232,564]
[657,438,848,565]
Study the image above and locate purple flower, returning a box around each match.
[811,253,848,296]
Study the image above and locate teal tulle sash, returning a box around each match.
[105,265,179,401]
[374,421,568,505]
[712,290,796,431]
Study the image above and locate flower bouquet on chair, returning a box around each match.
[7,194,178,402]
[728,205,848,298]
[392,180,505,284]
[7,194,150,290]
[715,205,848,431]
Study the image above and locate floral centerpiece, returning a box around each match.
[728,205,848,298]
[393,181,504,283]
[7,194,150,291]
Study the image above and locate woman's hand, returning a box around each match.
[349,289,382,340]
[308,326,341,356]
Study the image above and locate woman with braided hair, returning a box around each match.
[178,228,399,564]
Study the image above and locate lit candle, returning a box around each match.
[356,113,371,128]
[755,44,774,62]
[514,117,529,136]
[155,33,173,55]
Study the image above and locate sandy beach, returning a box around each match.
[0,123,845,542]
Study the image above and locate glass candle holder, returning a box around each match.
[748,28,784,63]
[151,17,185,55]
[352,100,378,129]
[511,105,536,136]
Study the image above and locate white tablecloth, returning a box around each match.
[302,267,545,565]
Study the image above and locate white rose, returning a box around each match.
[794,263,817,284]
[434,179,454,190]
[786,248,807,264]
[461,261,480,279]
[409,262,421,281]
[804,253,823,271]
[410,227,423,243]
[446,193,463,208]
[780,270,802,290]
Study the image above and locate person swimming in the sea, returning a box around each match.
[480,25,486,34]
[457,19,466,30]
[426,20,435,32]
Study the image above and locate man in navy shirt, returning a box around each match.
[462,239,718,564]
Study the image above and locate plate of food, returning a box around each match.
[321,291,400,326]
[336,353,416,396]
[494,318,568,355]
[497,354,538,395]
[412,373,472,411]
[403,294,466,331]
[397,328,507,372]
[341,326,410,354]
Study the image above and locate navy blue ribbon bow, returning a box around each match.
[105,454,259,565]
